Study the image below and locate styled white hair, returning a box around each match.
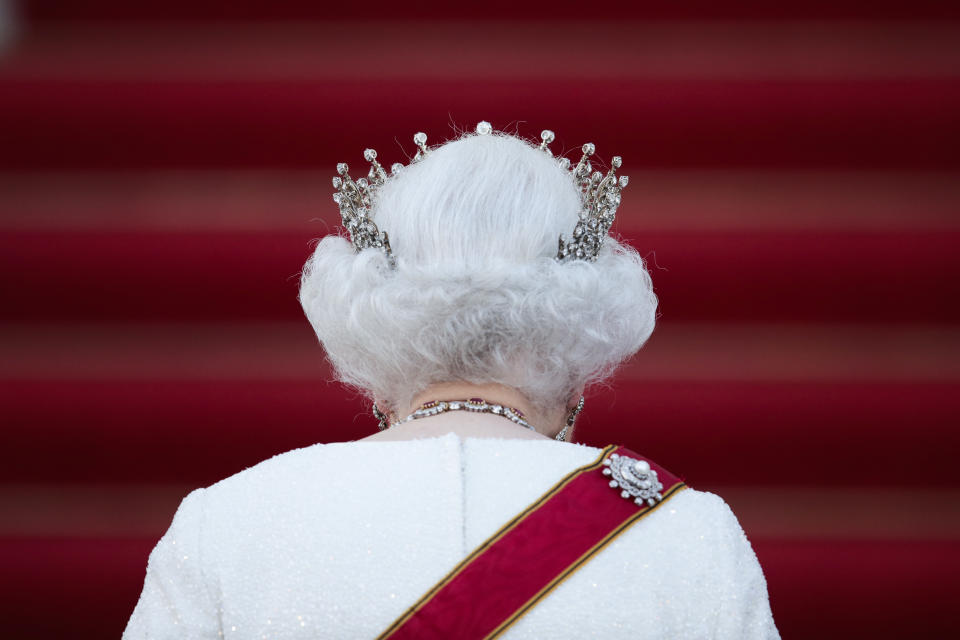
[299,131,657,412]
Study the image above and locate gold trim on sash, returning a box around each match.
[483,482,687,639]
[377,445,617,639]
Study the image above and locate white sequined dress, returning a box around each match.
[124,433,780,639]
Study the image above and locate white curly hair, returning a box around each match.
[299,130,658,413]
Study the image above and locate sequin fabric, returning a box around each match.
[123,433,779,639]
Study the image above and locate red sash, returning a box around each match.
[377,445,686,640]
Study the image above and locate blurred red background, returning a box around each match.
[1,1,959,637]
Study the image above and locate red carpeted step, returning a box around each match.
[9,23,960,82]
[1,170,959,232]
[0,229,956,324]
[2,379,956,486]
[1,78,957,170]
[1,535,955,639]
[6,322,954,382]
[755,539,960,638]
[19,0,960,22]
[7,484,957,542]
[0,536,152,639]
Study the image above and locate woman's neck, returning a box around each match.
[360,382,566,442]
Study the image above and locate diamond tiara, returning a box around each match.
[331,121,629,267]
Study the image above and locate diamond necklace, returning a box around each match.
[391,397,537,432]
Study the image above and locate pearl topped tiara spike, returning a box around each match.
[331,121,629,266]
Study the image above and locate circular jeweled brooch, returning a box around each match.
[602,453,664,507]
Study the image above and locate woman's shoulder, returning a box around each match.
[192,437,752,555]
[202,435,453,495]
[626,486,769,603]
[668,487,741,523]
[201,434,599,496]
[205,441,330,493]
[650,486,751,547]
[197,437,739,518]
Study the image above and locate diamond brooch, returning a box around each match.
[602,453,664,507]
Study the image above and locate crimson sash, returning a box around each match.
[377,445,686,640]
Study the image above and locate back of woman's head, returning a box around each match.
[299,129,657,412]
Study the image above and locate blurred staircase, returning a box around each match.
[1,1,959,637]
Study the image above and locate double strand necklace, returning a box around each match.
[391,397,537,432]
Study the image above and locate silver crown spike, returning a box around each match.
[364,148,388,186]
[412,132,429,162]
[572,143,595,180]
[540,129,555,154]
